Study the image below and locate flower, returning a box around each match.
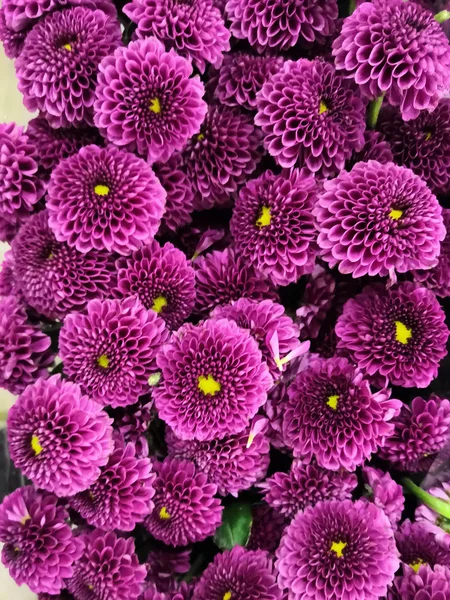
[47,144,166,255]
[154,318,272,441]
[70,440,155,531]
[333,0,450,121]
[193,248,277,317]
[388,565,450,600]
[142,582,193,600]
[144,457,223,547]
[123,0,229,72]
[0,295,53,394]
[192,546,281,600]
[145,549,191,593]
[66,529,146,600]
[396,520,450,571]
[0,487,83,595]
[246,504,287,553]
[255,59,366,176]
[214,52,284,111]
[12,210,116,320]
[296,264,336,340]
[26,116,101,177]
[276,499,399,600]
[314,160,445,278]
[114,240,196,330]
[261,460,358,519]
[379,396,450,472]
[211,298,304,380]
[0,9,26,58]
[0,216,20,243]
[0,122,45,225]
[59,296,168,408]
[362,467,404,529]
[153,155,193,235]
[416,482,450,548]
[16,7,122,128]
[335,282,449,388]
[114,401,153,458]
[182,104,263,210]
[230,169,318,286]
[7,375,113,496]
[346,130,393,170]
[166,418,270,497]
[94,37,207,164]
[225,0,338,52]
[0,249,16,296]
[283,357,401,470]
[413,209,450,298]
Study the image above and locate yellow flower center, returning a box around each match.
[394,321,412,345]
[327,395,339,410]
[149,97,161,114]
[20,514,30,525]
[31,435,43,456]
[330,540,347,558]
[62,43,72,51]
[159,506,171,520]
[198,375,221,396]
[223,593,232,600]
[389,208,403,220]
[409,558,426,573]
[151,295,168,313]
[319,100,328,114]
[97,354,110,369]
[424,131,432,142]
[197,133,205,141]
[94,184,110,196]
[256,206,271,228]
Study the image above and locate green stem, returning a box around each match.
[435,10,450,23]
[368,95,384,129]
[403,478,450,519]
[349,0,356,14]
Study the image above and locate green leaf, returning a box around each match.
[214,503,252,550]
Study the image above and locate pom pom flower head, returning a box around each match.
[333,0,450,120]
[47,145,166,255]
[389,565,450,600]
[95,37,207,163]
[59,296,168,408]
[335,282,449,388]
[0,487,83,594]
[153,155,193,234]
[255,59,366,176]
[154,318,272,441]
[315,160,445,279]
[395,520,450,572]
[7,375,113,496]
[363,467,404,529]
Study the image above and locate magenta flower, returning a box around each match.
[396,520,450,571]
[296,265,336,340]
[246,504,287,553]
[0,9,27,58]
[153,155,193,235]
[346,130,393,170]
[416,482,450,550]
[145,549,191,593]
[362,467,404,529]
[388,565,450,600]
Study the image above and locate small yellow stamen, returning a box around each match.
[198,375,221,396]
[62,43,72,51]
[159,506,171,520]
[14,547,20,553]
[330,541,347,558]
[394,321,412,345]
[88,584,94,591]
[148,372,161,386]
[327,395,339,410]
[149,97,161,114]
[88,491,95,501]
[223,593,232,600]
[47,252,54,260]
[409,559,426,573]
[256,206,271,228]
[151,295,168,313]
[94,184,110,196]
[97,354,110,369]
[425,131,432,142]
[389,208,403,220]
[31,435,43,456]
[319,100,328,114]
[197,133,205,141]
[20,515,30,525]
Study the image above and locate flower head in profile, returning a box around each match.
[363,467,404,529]
[413,209,450,298]
[153,155,193,235]
[388,565,450,600]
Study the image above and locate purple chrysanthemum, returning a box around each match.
[193,248,277,317]
[346,130,393,170]
[314,160,445,278]
[214,52,284,111]
[277,499,399,600]
[123,0,229,72]
[362,467,404,529]
[154,155,193,235]
[95,37,206,163]
[335,282,449,388]
[296,265,336,340]
[0,250,16,296]
[7,375,113,496]
[0,8,26,58]
[0,122,45,225]
[261,460,358,519]
[70,440,155,531]
[59,296,168,408]
[255,59,366,176]
[114,240,196,330]
[413,209,450,298]
[12,210,116,320]
[230,169,318,286]
[416,482,450,549]
[0,216,20,243]
[333,0,450,120]
[47,145,166,255]
[225,0,338,52]
[154,318,272,441]
[144,457,222,547]
[0,295,53,394]
[145,549,191,593]
[211,298,303,380]
[396,520,450,572]
[166,419,270,497]
[16,7,122,128]
[246,504,287,553]
[379,396,450,472]
[66,529,146,600]
[379,101,450,195]
[182,104,262,210]
[142,582,193,600]
[114,401,153,459]
[0,487,83,595]
[388,565,450,600]
[283,357,401,470]
[193,546,281,600]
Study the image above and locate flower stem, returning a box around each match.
[349,0,357,14]
[368,95,384,129]
[435,10,450,23]
[403,478,450,519]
